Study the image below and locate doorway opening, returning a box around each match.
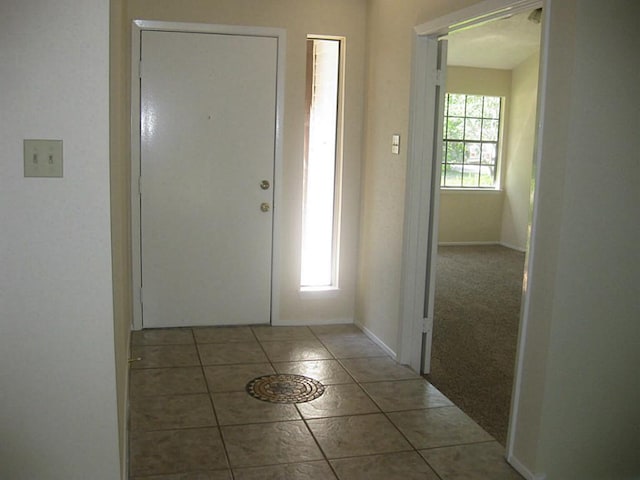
[427,10,542,445]
[400,0,547,475]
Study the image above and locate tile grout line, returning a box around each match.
[253,326,336,477]
[131,326,501,479]
[311,327,450,480]
[295,326,343,479]
[309,327,444,479]
[192,328,236,479]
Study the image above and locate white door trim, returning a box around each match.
[130,20,286,330]
[397,35,447,373]
[401,1,547,479]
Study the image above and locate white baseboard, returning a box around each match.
[438,241,499,247]
[272,318,354,327]
[438,241,527,252]
[507,454,546,480]
[355,322,397,360]
[121,340,131,480]
[499,241,527,252]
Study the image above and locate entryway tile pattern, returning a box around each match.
[129,325,524,479]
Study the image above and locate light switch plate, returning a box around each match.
[24,139,63,177]
[392,134,400,155]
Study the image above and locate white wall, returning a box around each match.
[0,1,120,479]
[500,53,539,251]
[511,1,640,477]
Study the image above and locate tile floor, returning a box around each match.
[128,324,524,479]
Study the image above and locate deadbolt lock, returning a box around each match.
[260,180,270,190]
[260,203,270,212]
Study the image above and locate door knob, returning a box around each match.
[260,180,270,190]
[260,203,270,212]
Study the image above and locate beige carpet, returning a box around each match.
[425,245,525,446]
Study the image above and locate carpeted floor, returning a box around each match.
[425,245,525,446]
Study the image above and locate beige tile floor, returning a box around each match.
[129,325,524,479]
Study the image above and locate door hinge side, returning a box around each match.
[423,316,433,334]
[435,69,444,86]
[139,287,143,304]
[138,60,142,79]
[138,176,142,195]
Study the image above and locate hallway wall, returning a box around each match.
[357,0,483,355]
[511,1,640,476]
[0,0,120,478]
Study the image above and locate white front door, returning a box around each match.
[139,30,278,328]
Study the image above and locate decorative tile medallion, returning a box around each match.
[246,374,325,404]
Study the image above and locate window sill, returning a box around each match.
[299,286,340,298]
[440,188,503,194]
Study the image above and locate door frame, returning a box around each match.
[130,20,286,330]
[397,34,447,375]
[399,0,547,477]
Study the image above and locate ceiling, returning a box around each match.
[447,10,541,70]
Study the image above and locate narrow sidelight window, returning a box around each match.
[300,37,343,288]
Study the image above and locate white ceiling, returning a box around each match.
[447,10,541,70]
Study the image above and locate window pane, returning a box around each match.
[466,95,483,117]
[446,117,464,139]
[441,93,502,189]
[301,38,341,287]
[462,167,479,187]
[446,141,464,162]
[448,94,466,116]
[444,164,463,187]
[481,143,497,165]
[482,119,499,141]
[484,97,501,118]
[479,166,496,187]
[464,142,481,164]
[464,118,482,140]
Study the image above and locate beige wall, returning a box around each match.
[439,190,505,243]
[500,53,539,251]
[357,0,486,354]
[446,65,512,95]
[438,66,511,244]
[113,0,367,330]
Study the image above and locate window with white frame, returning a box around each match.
[300,37,343,289]
[441,93,503,189]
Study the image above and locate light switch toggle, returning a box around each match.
[24,139,63,177]
[392,134,400,155]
